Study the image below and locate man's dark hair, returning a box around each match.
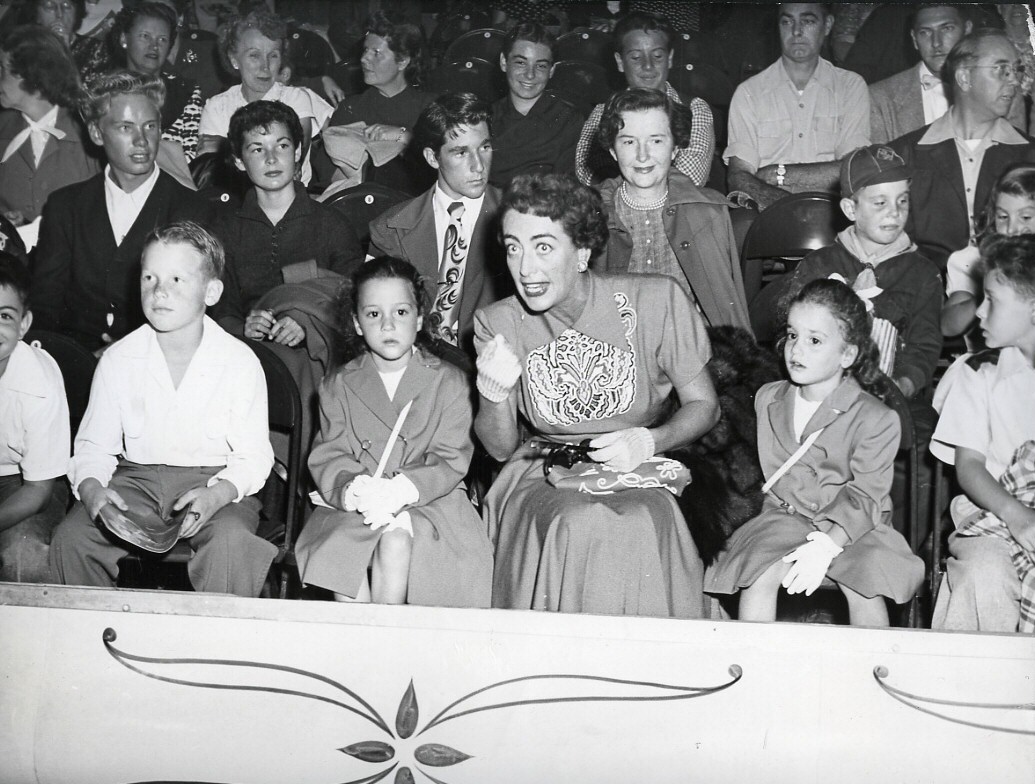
[413,92,492,158]
[502,20,555,58]
[0,252,31,312]
[612,11,674,53]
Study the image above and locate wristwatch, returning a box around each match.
[776,163,786,187]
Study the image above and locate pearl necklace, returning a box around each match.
[619,182,668,211]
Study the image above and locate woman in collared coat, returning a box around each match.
[594,88,751,332]
[295,258,492,608]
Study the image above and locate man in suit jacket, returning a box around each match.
[369,92,509,361]
[889,30,1035,271]
[31,71,209,353]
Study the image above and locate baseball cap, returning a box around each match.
[840,145,911,198]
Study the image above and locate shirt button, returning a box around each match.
[798,103,804,108]
[646,238,651,244]
[798,133,804,138]
[681,241,690,248]
[647,259,652,265]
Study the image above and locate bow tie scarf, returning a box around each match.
[1,117,65,165]
[919,74,941,91]
[429,201,469,345]
[829,267,897,376]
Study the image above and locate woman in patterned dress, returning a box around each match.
[474,173,719,618]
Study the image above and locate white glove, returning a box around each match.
[476,334,522,403]
[588,427,655,472]
[355,474,419,517]
[781,531,844,596]
[344,474,376,511]
[384,510,414,537]
[363,509,395,531]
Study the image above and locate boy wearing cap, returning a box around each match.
[784,144,944,401]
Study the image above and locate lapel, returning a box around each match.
[896,76,924,133]
[767,382,799,457]
[801,377,861,439]
[395,189,439,280]
[340,350,437,432]
[84,175,118,255]
[460,186,499,309]
[921,138,967,212]
[119,172,171,258]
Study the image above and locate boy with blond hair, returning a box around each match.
[50,221,276,596]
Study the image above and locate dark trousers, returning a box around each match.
[50,461,276,597]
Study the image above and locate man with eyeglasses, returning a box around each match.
[488,21,584,189]
[890,28,1035,271]
[870,5,1026,145]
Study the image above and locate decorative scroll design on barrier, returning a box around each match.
[873,665,1035,736]
[103,627,742,784]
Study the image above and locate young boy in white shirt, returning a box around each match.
[0,253,70,582]
[50,221,277,597]
[931,233,1035,632]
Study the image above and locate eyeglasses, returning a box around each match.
[967,62,1027,81]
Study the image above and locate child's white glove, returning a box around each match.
[355,474,419,517]
[476,334,522,403]
[781,531,843,596]
[588,427,655,472]
[385,511,414,537]
[361,510,414,537]
[344,475,376,511]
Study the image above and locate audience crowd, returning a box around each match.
[3,1,1035,635]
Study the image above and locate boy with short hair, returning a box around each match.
[931,233,1035,632]
[50,221,277,597]
[784,144,943,400]
[0,253,70,582]
[210,99,362,344]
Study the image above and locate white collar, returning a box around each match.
[103,162,160,202]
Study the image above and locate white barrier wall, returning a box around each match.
[0,583,1033,784]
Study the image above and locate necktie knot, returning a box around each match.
[448,201,465,221]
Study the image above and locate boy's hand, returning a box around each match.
[322,75,345,106]
[244,309,275,340]
[173,481,237,538]
[269,316,305,347]
[894,376,916,399]
[79,478,128,520]
[1005,506,1035,551]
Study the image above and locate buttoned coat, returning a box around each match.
[30,171,210,350]
[0,107,100,224]
[368,185,511,356]
[296,349,492,607]
[595,172,752,332]
[705,377,924,602]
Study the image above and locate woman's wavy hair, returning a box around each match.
[364,10,426,88]
[218,9,287,74]
[974,161,1035,240]
[499,173,609,256]
[108,2,179,67]
[0,25,82,107]
[779,278,887,398]
[597,87,693,152]
[333,256,437,369]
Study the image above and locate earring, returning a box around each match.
[578,261,588,273]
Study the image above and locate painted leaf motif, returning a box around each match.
[415,743,472,767]
[339,740,395,763]
[394,767,415,784]
[395,680,418,739]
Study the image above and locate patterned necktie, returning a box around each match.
[429,201,468,344]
